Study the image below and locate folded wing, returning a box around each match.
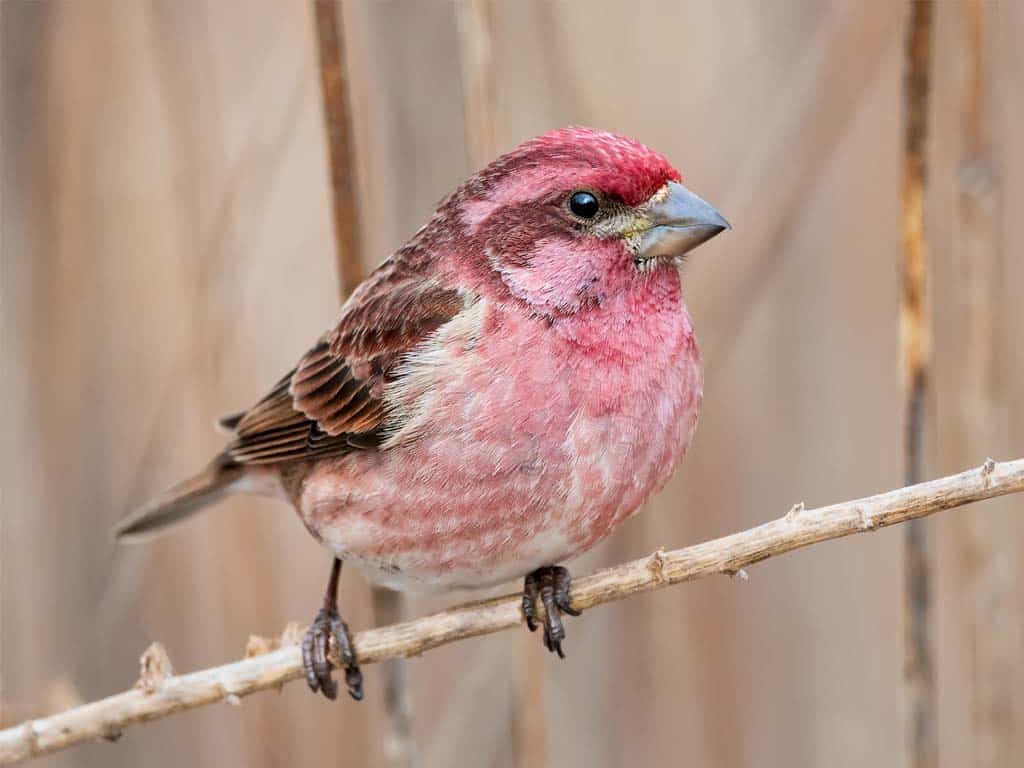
[226,260,468,465]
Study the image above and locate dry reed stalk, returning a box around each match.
[901,4,935,767]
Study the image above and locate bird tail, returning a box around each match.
[114,455,244,542]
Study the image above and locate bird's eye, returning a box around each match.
[568,191,600,219]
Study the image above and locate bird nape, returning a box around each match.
[116,126,728,700]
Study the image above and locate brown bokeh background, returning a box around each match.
[2,2,1022,766]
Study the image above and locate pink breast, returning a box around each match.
[299,269,702,591]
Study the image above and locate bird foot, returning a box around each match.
[301,607,363,701]
[522,565,581,658]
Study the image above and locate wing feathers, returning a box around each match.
[293,366,352,412]
[220,276,469,466]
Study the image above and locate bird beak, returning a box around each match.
[636,181,729,261]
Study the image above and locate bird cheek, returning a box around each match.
[496,238,604,315]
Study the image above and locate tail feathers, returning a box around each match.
[115,457,244,542]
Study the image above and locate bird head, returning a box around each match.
[448,127,728,317]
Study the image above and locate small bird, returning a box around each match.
[116,127,728,701]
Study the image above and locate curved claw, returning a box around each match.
[344,665,365,701]
[523,584,540,632]
[522,565,580,659]
[301,623,321,693]
[330,614,364,701]
[302,608,363,701]
[554,581,581,617]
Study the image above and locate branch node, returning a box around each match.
[99,724,123,743]
[646,548,668,582]
[20,723,39,758]
[982,457,996,475]
[858,507,877,531]
[245,621,304,658]
[785,501,805,521]
[280,621,304,646]
[224,694,242,707]
[134,642,173,695]
[723,566,750,580]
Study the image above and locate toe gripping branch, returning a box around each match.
[522,565,581,658]
[302,558,364,701]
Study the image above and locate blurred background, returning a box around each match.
[2,1,1022,766]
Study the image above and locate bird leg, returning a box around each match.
[522,565,581,658]
[302,557,364,700]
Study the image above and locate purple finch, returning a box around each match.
[116,127,728,700]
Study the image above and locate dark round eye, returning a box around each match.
[569,190,600,218]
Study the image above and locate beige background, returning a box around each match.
[2,2,1022,766]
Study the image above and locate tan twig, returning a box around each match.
[2,458,1023,764]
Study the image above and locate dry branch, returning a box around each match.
[3,458,1023,765]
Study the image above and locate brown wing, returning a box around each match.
[224,263,467,465]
